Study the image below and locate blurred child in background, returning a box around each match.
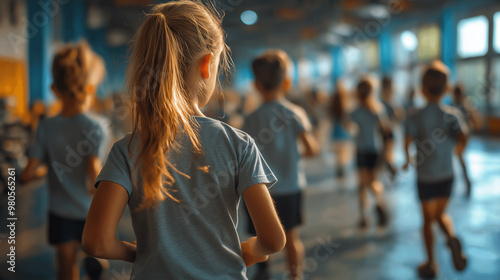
[381,76,402,178]
[452,84,482,197]
[404,61,468,277]
[349,76,390,229]
[329,81,352,178]
[82,2,285,279]
[243,49,319,280]
[21,41,108,280]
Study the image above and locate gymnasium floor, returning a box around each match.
[1,136,499,280]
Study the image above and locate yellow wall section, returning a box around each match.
[0,57,29,123]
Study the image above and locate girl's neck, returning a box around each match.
[60,103,87,117]
[192,104,206,117]
[262,91,284,103]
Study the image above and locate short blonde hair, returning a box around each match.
[52,41,104,102]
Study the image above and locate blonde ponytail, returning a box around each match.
[125,1,229,210]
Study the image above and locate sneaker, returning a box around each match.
[447,237,467,271]
[358,218,368,229]
[417,262,437,278]
[375,205,388,227]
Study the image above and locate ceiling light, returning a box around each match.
[241,10,258,26]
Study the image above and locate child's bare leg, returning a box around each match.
[55,240,80,280]
[457,154,471,196]
[357,169,369,226]
[435,198,467,271]
[385,140,395,167]
[435,198,454,240]
[367,170,385,206]
[285,228,304,279]
[367,169,388,226]
[420,200,437,265]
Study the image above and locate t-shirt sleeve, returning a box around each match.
[95,143,133,196]
[237,137,277,195]
[87,120,109,158]
[29,121,46,161]
[292,107,311,135]
[447,111,469,137]
[350,110,358,124]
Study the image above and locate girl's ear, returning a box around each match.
[281,77,292,91]
[86,84,97,95]
[199,53,212,80]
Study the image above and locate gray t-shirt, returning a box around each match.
[30,113,108,220]
[242,99,310,196]
[96,116,276,279]
[350,107,384,153]
[405,103,468,182]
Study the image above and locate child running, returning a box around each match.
[403,61,468,277]
[243,49,319,280]
[329,81,351,178]
[381,76,400,178]
[82,1,286,279]
[21,41,108,280]
[452,84,481,197]
[349,76,390,228]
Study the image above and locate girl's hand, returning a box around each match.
[241,237,269,267]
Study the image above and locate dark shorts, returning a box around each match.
[48,213,86,245]
[417,177,454,201]
[383,131,395,141]
[356,152,379,169]
[247,192,303,234]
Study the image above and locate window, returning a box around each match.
[394,30,418,67]
[456,59,487,111]
[362,40,380,70]
[417,25,441,61]
[490,58,500,116]
[457,15,488,58]
[342,46,362,73]
[494,12,500,53]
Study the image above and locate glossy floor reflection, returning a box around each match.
[1,137,499,280]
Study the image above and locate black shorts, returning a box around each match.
[48,213,86,245]
[383,131,395,141]
[356,152,379,169]
[417,177,454,201]
[247,192,303,234]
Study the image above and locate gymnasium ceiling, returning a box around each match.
[86,0,456,52]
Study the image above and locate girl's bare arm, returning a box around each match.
[241,183,286,266]
[82,181,136,262]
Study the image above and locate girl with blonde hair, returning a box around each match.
[349,76,391,229]
[82,1,285,278]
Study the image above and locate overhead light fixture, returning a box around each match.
[241,10,258,26]
[106,30,129,46]
[401,30,417,51]
[331,23,354,37]
[325,33,341,45]
[356,4,390,19]
[87,5,106,29]
[369,5,390,19]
